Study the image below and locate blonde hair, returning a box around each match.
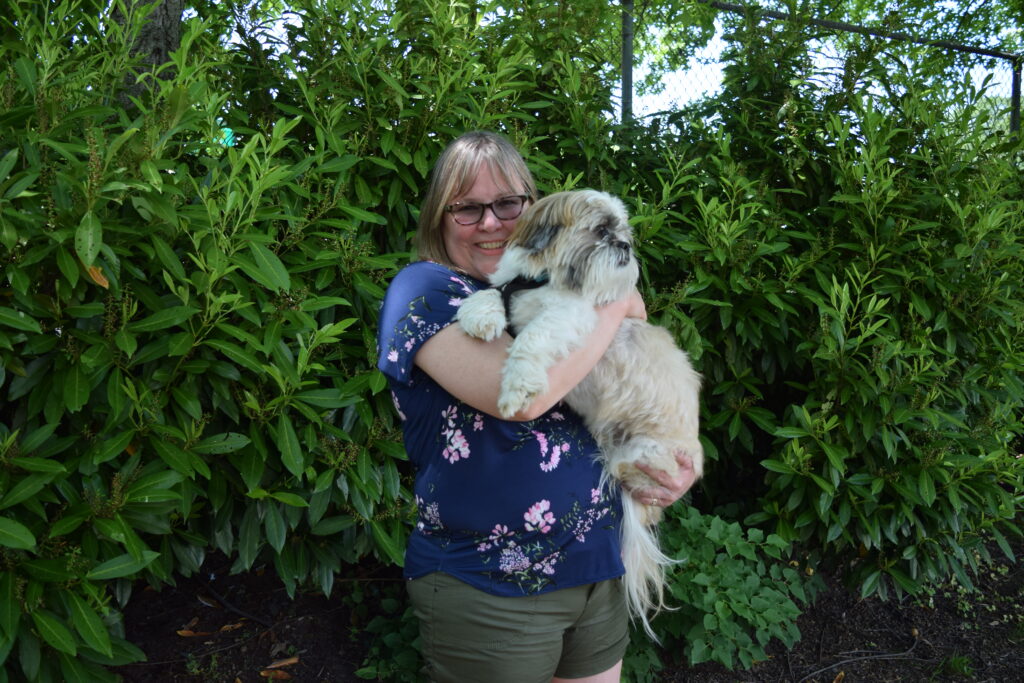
[416,131,538,267]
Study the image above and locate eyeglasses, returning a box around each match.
[444,194,530,225]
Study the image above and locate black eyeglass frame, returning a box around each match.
[443,194,531,225]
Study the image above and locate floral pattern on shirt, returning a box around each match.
[377,261,624,597]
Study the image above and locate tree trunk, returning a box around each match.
[114,0,185,106]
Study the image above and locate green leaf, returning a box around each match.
[21,559,76,583]
[269,492,308,507]
[89,431,134,465]
[64,364,91,413]
[918,469,937,506]
[127,306,200,333]
[264,503,286,553]
[191,432,251,454]
[760,459,795,474]
[0,307,41,333]
[370,520,404,566]
[0,517,36,550]
[85,551,159,580]
[277,414,304,477]
[31,609,77,655]
[150,235,185,280]
[67,592,113,657]
[0,571,19,637]
[0,148,17,180]
[0,474,52,511]
[56,247,79,287]
[150,439,194,477]
[75,211,103,266]
[242,243,291,292]
[9,457,65,474]
[293,389,361,409]
[204,339,265,374]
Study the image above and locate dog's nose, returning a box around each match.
[612,240,630,252]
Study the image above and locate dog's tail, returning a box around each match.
[621,496,675,642]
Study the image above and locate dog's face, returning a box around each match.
[507,190,639,300]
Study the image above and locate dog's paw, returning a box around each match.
[497,362,549,418]
[455,289,507,341]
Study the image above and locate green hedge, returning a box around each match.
[1,1,1022,680]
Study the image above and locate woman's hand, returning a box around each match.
[628,449,699,508]
[622,288,647,321]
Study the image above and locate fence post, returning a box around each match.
[1012,57,1021,134]
[621,0,634,123]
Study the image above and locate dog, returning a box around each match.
[454,189,703,639]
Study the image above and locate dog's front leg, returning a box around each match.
[497,293,596,418]
[454,289,507,342]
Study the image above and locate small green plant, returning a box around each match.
[184,652,219,678]
[348,581,423,682]
[623,506,821,679]
[932,653,975,679]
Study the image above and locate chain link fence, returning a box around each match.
[626,1,1022,134]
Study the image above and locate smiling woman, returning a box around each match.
[375,131,697,683]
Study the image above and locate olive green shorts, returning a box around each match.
[407,572,628,683]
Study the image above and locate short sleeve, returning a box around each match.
[377,262,483,386]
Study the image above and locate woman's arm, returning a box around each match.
[415,291,646,421]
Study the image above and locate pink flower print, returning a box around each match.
[448,297,463,308]
[442,428,470,463]
[550,411,565,420]
[479,523,512,553]
[472,413,484,431]
[591,488,602,504]
[532,430,549,456]
[540,442,566,472]
[415,496,442,532]
[450,277,474,296]
[573,506,609,542]
[524,500,555,533]
[387,349,399,363]
[532,553,560,576]
[404,339,414,351]
[499,544,531,573]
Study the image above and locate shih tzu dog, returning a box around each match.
[455,189,703,639]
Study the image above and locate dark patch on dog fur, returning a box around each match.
[523,221,560,252]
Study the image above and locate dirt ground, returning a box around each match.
[115,540,1024,683]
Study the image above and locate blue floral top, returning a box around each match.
[377,261,624,596]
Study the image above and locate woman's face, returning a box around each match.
[442,164,528,282]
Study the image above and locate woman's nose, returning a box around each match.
[479,205,503,230]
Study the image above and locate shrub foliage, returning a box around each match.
[0,1,1022,680]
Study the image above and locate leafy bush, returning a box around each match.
[2,1,1022,680]
[629,14,1024,603]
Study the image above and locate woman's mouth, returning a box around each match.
[477,240,506,250]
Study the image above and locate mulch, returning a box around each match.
[115,541,1024,682]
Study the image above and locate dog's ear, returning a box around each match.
[520,220,560,252]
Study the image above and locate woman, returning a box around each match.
[377,131,697,682]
